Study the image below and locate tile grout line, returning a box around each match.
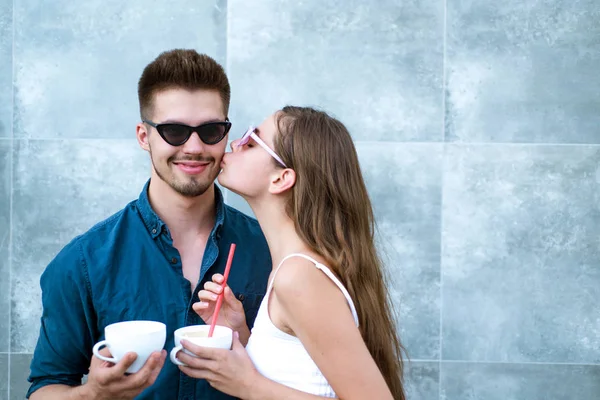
[8,0,15,395]
[355,140,600,147]
[2,137,600,147]
[224,0,229,73]
[405,359,600,366]
[6,137,139,142]
[0,352,596,366]
[441,360,600,366]
[441,0,447,144]
[223,0,230,206]
[439,0,448,398]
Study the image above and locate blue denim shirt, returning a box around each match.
[27,180,272,399]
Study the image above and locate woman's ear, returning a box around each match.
[269,168,296,194]
[136,123,150,152]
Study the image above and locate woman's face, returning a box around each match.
[217,113,283,199]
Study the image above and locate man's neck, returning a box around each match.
[147,177,217,239]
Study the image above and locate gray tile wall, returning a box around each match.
[1,0,599,399]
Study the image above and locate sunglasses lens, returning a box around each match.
[158,124,191,146]
[156,122,231,146]
[198,123,229,145]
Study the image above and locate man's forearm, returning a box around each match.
[30,383,93,400]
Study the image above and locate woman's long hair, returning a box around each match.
[274,106,406,400]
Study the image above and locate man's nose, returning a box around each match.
[182,131,206,153]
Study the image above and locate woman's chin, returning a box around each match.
[217,174,241,195]
[217,173,253,199]
[216,172,229,187]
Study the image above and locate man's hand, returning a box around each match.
[82,347,166,400]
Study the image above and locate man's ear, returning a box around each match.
[269,168,296,194]
[136,123,150,152]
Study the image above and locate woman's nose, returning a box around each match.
[230,139,241,152]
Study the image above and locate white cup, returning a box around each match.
[170,325,233,366]
[92,320,166,373]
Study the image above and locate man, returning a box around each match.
[27,49,271,400]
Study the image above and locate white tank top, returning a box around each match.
[246,253,359,397]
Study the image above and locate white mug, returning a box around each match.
[92,320,166,373]
[170,325,233,366]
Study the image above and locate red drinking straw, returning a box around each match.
[208,243,236,337]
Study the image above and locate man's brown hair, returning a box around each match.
[137,49,231,119]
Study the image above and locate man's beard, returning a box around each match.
[150,149,217,197]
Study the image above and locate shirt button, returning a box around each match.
[171,257,178,264]
[237,294,245,301]
[151,228,157,234]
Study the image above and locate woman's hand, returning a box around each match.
[178,333,338,400]
[177,332,260,399]
[193,273,248,333]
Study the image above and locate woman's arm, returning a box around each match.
[179,258,394,400]
[268,258,394,400]
[177,333,336,399]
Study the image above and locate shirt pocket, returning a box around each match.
[234,292,264,329]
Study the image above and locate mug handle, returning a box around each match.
[169,345,186,366]
[93,340,118,364]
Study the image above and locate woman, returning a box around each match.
[184,106,406,399]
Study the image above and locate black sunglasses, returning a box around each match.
[143,119,232,146]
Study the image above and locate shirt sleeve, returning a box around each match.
[27,238,98,398]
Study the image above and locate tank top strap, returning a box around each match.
[267,253,359,327]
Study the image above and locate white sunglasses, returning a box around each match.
[237,126,287,167]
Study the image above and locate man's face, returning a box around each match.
[137,88,228,197]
